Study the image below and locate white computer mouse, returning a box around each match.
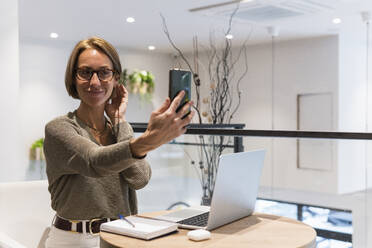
[187,229,211,241]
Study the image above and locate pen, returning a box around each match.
[119,214,136,228]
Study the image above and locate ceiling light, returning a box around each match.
[332,18,342,24]
[126,17,135,23]
[225,34,234,39]
[148,45,156,50]
[50,32,58,39]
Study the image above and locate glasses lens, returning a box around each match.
[76,69,92,81]
[76,68,114,81]
[98,69,114,81]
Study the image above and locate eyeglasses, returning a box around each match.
[76,68,115,82]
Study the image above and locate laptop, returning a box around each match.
[156,149,266,230]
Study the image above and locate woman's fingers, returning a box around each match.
[169,91,185,112]
[180,110,194,127]
[173,106,194,133]
[145,92,194,147]
[171,111,193,137]
[176,101,193,119]
[120,85,128,104]
[122,85,128,98]
[155,97,171,114]
[120,84,126,94]
[111,85,126,105]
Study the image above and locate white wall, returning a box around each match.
[18,40,78,181]
[0,1,20,182]
[271,37,339,193]
[338,16,369,193]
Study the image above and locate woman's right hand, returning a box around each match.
[129,91,194,157]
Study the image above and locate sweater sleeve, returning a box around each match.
[114,121,152,190]
[44,118,143,180]
[120,160,152,190]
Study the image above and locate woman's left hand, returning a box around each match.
[105,84,128,125]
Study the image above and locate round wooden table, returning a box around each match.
[100,212,316,248]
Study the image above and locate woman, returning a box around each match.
[44,37,194,247]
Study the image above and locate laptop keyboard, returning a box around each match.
[177,212,209,227]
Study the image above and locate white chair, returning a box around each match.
[0,180,55,248]
[0,231,27,248]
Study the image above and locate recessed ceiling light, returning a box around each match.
[126,17,135,23]
[225,34,234,39]
[50,32,58,39]
[148,45,156,51]
[332,18,342,24]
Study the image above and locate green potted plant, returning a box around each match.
[29,138,44,160]
[120,69,155,101]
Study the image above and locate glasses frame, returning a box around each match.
[75,67,116,82]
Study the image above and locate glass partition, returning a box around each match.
[133,124,371,248]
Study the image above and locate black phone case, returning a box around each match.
[169,69,191,113]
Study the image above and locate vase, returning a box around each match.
[35,147,43,160]
[201,196,212,206]
[139,83,148,95]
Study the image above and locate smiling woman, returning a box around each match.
[43,36,194,247]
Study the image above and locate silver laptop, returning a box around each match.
[156,149,265,230]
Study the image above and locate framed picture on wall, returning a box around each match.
[297,93,333,171]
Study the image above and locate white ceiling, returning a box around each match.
[18,0,372,52]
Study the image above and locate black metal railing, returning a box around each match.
[131,122,372,140]
[131,123,245,152]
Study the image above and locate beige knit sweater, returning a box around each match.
[44,111,151,220]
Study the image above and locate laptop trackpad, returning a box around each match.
[157,208,209,222]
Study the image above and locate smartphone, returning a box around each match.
[169,69,191,115]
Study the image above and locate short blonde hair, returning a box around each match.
[65,37,122,99]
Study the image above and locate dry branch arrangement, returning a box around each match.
[161,4,251,204]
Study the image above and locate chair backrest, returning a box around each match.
[0,180,55,247]
[0,231,27,248]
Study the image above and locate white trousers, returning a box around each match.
[45,226,100,248]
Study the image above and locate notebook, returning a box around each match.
[156,150,266,230]
[100,216,178,240]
